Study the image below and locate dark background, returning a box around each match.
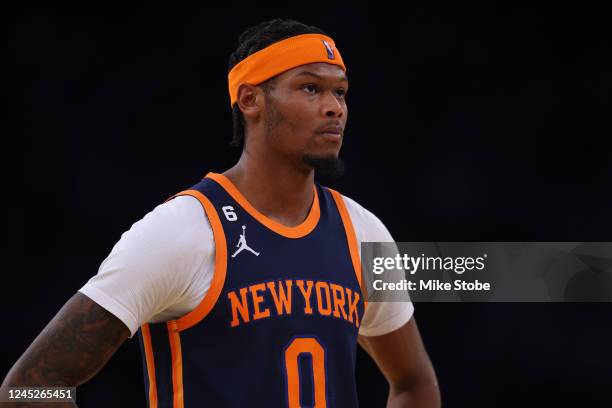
[11,3,612,407]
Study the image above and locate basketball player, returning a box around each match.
[2,19,440,407]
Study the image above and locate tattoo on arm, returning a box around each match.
[2,292,129,388]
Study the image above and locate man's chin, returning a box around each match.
[302,154,345,178]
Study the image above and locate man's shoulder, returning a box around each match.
[121,194,213,250]
[332,190,394,243]
[136,194,204,227]
[157,193,206,216]
[335,191,378,221]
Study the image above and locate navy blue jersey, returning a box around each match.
[137,172,366,408]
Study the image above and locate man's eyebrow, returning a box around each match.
[294,71,349,82]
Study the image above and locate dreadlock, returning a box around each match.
[227,19,328,147]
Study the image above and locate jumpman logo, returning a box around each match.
[231,225,260,258]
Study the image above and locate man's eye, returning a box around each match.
[303,84,318,93]
[336,89,347,97]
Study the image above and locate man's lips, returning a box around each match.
[318,130,343,143]
[319,125,343,135]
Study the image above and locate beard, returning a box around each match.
[302,154,345,178]
[264,95,345,178]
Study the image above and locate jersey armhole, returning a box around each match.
[164,190,228,333]
[327,188,369,311]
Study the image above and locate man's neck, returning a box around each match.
[223,152,315,227]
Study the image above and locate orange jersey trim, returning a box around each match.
[165,189,228,332]
[167,323,184,408]
[329,189,369,309]
[141,324,158,408]
[206,172,320,239]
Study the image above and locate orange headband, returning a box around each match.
[228,33,346,107]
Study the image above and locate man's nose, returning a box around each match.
[321,91,344,117]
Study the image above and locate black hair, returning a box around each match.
[228,18,328,147]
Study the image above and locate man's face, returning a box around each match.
[260,62,348,175]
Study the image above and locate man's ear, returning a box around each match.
[236,84,264,120]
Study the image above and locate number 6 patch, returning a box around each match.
[222,205,238,221]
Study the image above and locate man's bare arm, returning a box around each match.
[1,292,129,405]
[358,317,441,408]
